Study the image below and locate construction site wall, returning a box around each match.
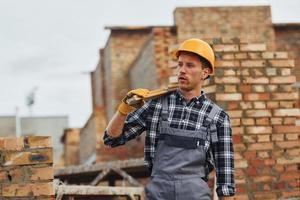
[174,6,276,49]
[103,29,151,120]
[0,136,54,199]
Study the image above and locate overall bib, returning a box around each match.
[145,97,219,200]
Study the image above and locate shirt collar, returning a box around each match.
[175,89,206,104]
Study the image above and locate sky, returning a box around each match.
[0,0,300,127]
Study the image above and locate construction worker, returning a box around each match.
[104,38,235,199]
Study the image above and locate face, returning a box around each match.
[177,52,209,92]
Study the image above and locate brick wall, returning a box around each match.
[174,6,276,49]
[169,38,300,199]
[104,28,151,120]
[79,114,96,164]
[274,24,300,81]
[0,136,54,199]
[130,36,158,89]
[62,128,80,166]
[130,27,177,89]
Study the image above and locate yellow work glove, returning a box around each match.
[118,89,150,115]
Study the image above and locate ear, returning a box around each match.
[201,68,211,80]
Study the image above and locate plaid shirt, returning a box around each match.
[104,90,235,196]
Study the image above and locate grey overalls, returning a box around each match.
[145,96,219,200]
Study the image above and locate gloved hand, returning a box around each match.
[118,89,150,115]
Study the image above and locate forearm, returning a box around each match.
[219,197,235,200]
[106,111,127,138]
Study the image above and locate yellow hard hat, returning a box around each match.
[175,38,215,74]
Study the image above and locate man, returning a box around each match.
[104,38,235,199]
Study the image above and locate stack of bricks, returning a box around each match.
[169,38,300,199]
[0,136,54,199]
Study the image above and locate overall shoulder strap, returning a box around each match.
[204,105,219,143]
[161,95,169,121]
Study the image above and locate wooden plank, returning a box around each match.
[112,168,142,187]
[90,169,111,186]
[55,158,145,177]
[55,185,144,197]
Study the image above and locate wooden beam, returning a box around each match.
[55,158,145,177]
[55,185,145,200]
[90,168,110,186]
[112,168,142,187]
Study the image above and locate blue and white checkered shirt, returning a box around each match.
[104,90,235,196]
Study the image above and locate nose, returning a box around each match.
[177,65,186,75]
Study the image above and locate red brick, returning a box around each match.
[227,102,239,110]
[248,52,261,59]
[227,110,243,118]
[222,53,235,60]
[243,151,256,160]
[271,92,298,100]
[267,101,279,109]
[213,44,239,52]
[270,117,283,125]
[246,126,272,134]
[286,148,300,156]
[223,69,236,76]
[2,182,54,196]
[0,138,24,151]
[253,175,276,183]
[262,51,288,59]
[264,158,275,165]
[242,118,255,125]
[235,160,248,168]
[246,110,272,117]
[215,60,240,67]
[257,135,271,142]
[277,157,300,165]
[235,53,248,59]
[284,117,296,125]
[1,148,53,166]
[30,166,53,181]
[280,171,300,181]
[271,134,284,141]
[253,102,266,109]
[280,68,291,76]
[285,133,299,140]
[270,76,296,84]
[246,166,257,176]
[231,118,241,126]
[240,43,266,51]
[224,85,237,92]
[242,77,269,84]
[24,136,52,149]
[268,59,295,67]
[252,85,265,92]
[233,135,242,143]
[276,141,299,149]
[216,93,242,101]
[256,118,269,125]
[239,85,252,93]
[248,142,273,150]
[232,127,244,135]
[234,143,246,151]
[273,109,300,117]
[282,190,300,199]
[257,151,269,159]
[241,60,266,67]
[279,101,295,108]
[273,125,300,133]
[243,135,256,143]
[244,93,270,101]
[253,192,277,199]
[240,102,252,109]
[215,77,240,84]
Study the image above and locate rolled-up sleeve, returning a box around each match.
[103,102,149,147]
[213,113,235,196]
